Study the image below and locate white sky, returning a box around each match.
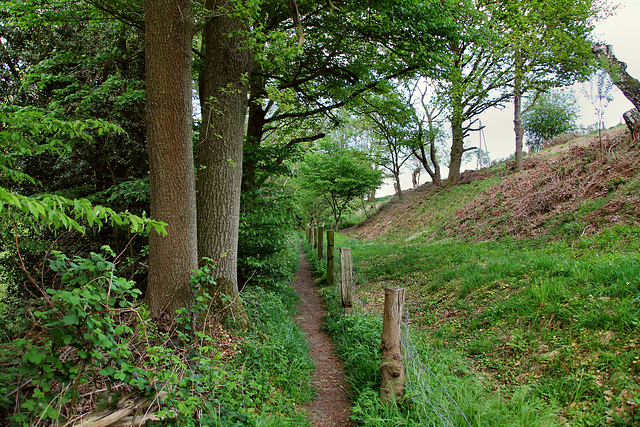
[379,0,640,196]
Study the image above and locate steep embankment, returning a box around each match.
[337,126,640,425]
[348,126,640,243]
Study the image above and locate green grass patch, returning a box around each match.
[330,224,640,425]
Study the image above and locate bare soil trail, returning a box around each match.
[293,243,353,427]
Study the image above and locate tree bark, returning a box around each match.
[623,108,640,140]
[393,172,402,198]
[448,98,464,186]
[145,0,198,318]
[593,44,640,112]
[411,167,419,188]
[242,71,267,195]
[197,0,252,326]
[513,50,524,172]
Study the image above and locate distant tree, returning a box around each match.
[593,43,640,112]
[356,88,415,198]
[522,89,579,152]
[583,69,613,153]
[298,141,383,229]
[241,0,459,195]
[407,78,445,186]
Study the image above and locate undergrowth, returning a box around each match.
[0,240,313,426]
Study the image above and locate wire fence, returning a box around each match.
[400,321,472,427]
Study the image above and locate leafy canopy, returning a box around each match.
[298,139,383,226]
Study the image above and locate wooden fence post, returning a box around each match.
[340,247,353,313]
[380,287,405,405]
[305,224,310,244]
[313,227,318,248]
[317,225,324,259]
[327,231,335,287]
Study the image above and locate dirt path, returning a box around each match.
[293,244,353,427]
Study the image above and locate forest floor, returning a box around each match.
[292,244,353,427]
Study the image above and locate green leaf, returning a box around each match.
[25,349,47,364]
[62,313,79,325]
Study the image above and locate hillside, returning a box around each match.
[348,126,639,243]
[331,126,640,425]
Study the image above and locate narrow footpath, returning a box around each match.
[292,244,352,427]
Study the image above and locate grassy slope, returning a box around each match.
[341,127,640,426]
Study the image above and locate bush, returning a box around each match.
[523,90,579,152]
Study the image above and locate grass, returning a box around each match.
[328,227,640,425]
[305,241,563,426]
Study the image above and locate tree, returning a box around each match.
[298,141,383,229]
[241,0,459,195]
[593,43,640,112]
[437,4,511,186]
[145,0,198,318]
[407,78,445,186]
[486,0,596,171]
[522,89,579,152]
[196,1,252,324]
[357,86,416,198]
[583,69,613,153]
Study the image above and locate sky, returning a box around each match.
[378,0,640,195]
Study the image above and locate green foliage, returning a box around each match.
[1,251,315,425]
[522,90,579,152]
[298,139,383,227]
[239,190,299,290]
[0,248,148,424]
[151,280,313,426]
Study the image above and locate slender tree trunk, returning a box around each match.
[145,0,197,318]
[513,50,524,172]
[394,172,402,198]
[429,139,441,185]
[415,142,441,186]
[411,167,419,188]
[197,1,252,326]
[448,101,464,186]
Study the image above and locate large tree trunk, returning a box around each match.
[242,71,267,195]
[197,1,252,326]
[593,44,640,111]
[513,50,524,172]
[145,0,197,318]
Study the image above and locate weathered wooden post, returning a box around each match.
[317,225,324,259]
[380,287,405,405]
[313,227,318,248]
[305,224,311,244]
[340,247,354,312]
[326,230,335,287]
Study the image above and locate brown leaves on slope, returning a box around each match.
[447,127,640,240]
